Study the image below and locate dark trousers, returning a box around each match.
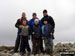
[33,38,41,54]
[14,34,21,52]
[32,37,43,53]
[40,38,43,53]
[20,36,31,53]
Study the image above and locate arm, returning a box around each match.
[28,26,31,40]
[49,16,55,28]
[41,18,44,25]
[49,16,55,33]
[39,20,43,26]
[28,19,32,26]
[15,19,23,29]
[15,19,20,28]
[28,26,32,35]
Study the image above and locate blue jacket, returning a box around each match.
[42,24,54,39]
[28,18,42,26]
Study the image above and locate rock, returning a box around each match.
[68,43,73,47]
[73,42,75,48]
[55,43,62,48]
[8,49,14,54]
[0,46,14,51]
[0,52,9,56]
[12,53,20,56]
[55,53,61,56]
[0,42,75,56]
[55,43,75,52]
[3,50,8,53]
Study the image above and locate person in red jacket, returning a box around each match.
[14,12,28,52]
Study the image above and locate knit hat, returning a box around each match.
[34,19,39,23]
[43,9,47,13]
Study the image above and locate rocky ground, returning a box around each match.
[0,43,75,56]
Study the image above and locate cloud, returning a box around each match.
[0,0,75,46]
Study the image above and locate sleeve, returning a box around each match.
[28,26,32,35]
[27,20,29,24]
[39,20,43,26]
[51,25,54,33]
[28,19,31,26]
[41,18,44,25]
[15,19,20,28]
[49,16,55,29]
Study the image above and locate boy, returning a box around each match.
[14,12,28,52]
[20,20,31,56]
[32,19,42,55]
[42,20,54,56]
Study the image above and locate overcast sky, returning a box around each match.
[0,0,75,46]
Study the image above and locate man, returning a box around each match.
[41,10,55,56]
[41,10,55,39]
[28,13,41,26]
[14,12,28,52]
[28,13,43,53]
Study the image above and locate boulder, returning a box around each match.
[12,53,20,56]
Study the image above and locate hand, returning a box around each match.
[50,32,53,35]
[32,32,35,34]
[42,37,44,40]
[19,25,22,29]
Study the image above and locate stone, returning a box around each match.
[12,53,20,56]
[0,52,8,56]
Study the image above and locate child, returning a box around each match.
[32,19,42,55]
[42,20,54,56]
[20,20,31,56]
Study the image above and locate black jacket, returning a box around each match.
[15,17,27,34]
[41,15,55,39]
[41,15,55,29]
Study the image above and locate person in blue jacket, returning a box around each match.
[28,13,43,53]
[28,13,42,27]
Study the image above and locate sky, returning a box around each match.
[0,0,75,46]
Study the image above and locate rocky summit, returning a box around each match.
[0,43,75,56]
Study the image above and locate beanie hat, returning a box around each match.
[34,19,39,23]
[43,9,47,13]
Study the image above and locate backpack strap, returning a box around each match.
[19,18,22,22]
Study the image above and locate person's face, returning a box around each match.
[23,20,27,25]
[35,21,39,25]
[22,13,26,18]
[44,21,48,24]
[43,12,47,16]
[33,15,37,19]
